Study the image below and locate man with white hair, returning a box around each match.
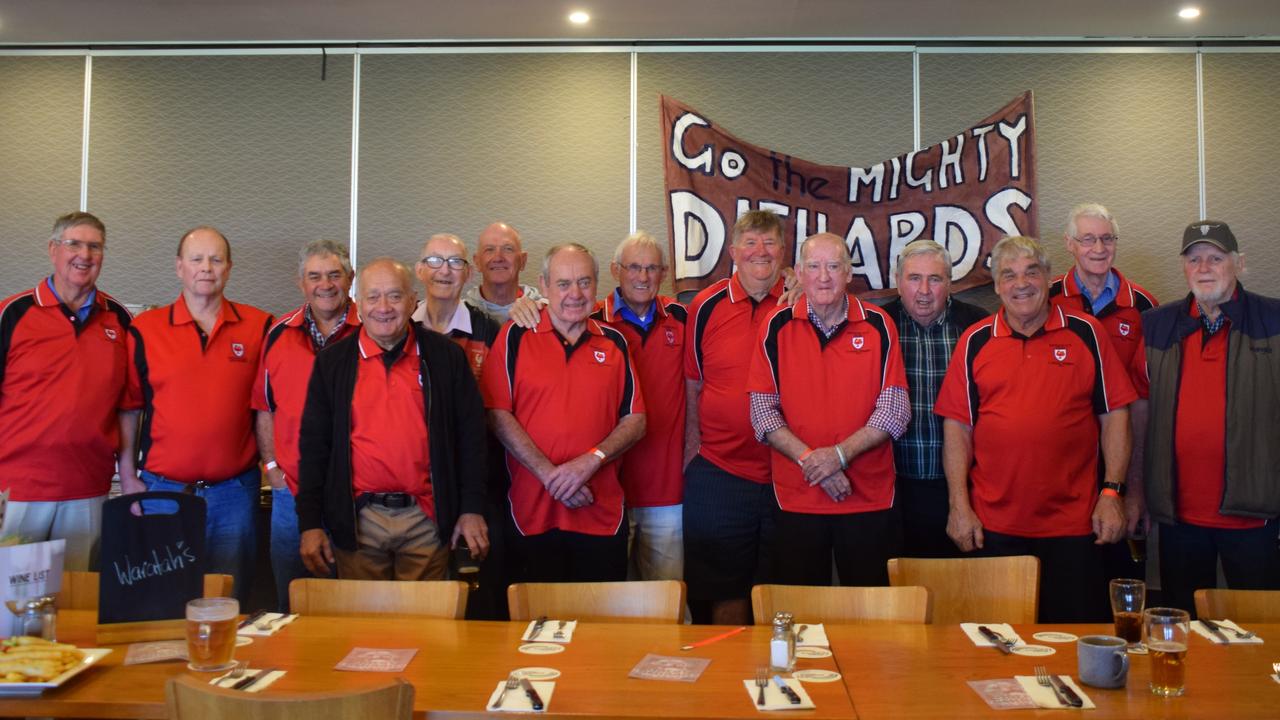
[1134,220,1280,614]
[935,235,1136,622]
[414,233,500,379]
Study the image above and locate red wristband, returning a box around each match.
[797,449,814,465]
[1100,488,1120,498]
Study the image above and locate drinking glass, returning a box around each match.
[185,597,239,672]
[1144,607,1190,697]
[1109,578,1145,647]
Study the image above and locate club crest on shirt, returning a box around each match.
[1053,347,1068,362]
[665,327,676,346]
[103,327,118,341]
[1118,321,1131,337]
[593,350,607,364]
[230,342,246,358]
[851,335,865,350]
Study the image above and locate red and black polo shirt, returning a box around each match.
[934,305,1137,537]
[122,295,272,482]
[0,282,131,501]
[251,304,359,494]
[1050,267,1157,382]
[747,294,907,514]
[685,274,785,484]
[350,327,434,519]
[594,294,687,508]
[481,309,643,536]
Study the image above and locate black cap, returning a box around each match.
[1181,220,1238,254]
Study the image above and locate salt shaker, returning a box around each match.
[769,611,796,672]
[19,599,43,638]
[38,596,56,642]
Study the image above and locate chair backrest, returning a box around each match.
[289,578,468,619]
[1194,588,1280,622]
[750,584,932,624]
[58,571,234,611]
[166,674,413,720]
[507,580,686,623]
[887,555,1039,624]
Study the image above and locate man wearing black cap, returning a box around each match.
[1134,220,1280,615]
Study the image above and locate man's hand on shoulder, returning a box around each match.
[507,296,546,329]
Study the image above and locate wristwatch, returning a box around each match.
[1100,481,1126,497]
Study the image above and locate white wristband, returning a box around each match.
[590,447,607,462]
[834,445,848,470]
[264,460,279,471]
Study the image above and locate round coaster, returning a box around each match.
[1010,644,1056,657]
[1127,644,1148,655]
[1032,631,1078,643]
[518,643,566,655]
[796,646,833,659]
[792,669,842,683]
[512,667,561,680]
[235,636,253,647]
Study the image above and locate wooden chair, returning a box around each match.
[166,675,413,719]
[289,578,468,619]
[1194,589,1280,623]
[750,584,932,624]
[887,555,1039,624]
[507,580,686,623]
[58,571,234,610]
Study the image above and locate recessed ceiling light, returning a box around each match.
[568,10,590,25]
[1178,7,1201,19]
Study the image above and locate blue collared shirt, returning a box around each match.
[45,276,96,323]
[612,288,655,332]
[1074,268,1120,315]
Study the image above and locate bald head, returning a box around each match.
[417,233,472,302]
[357,258,416,349]
[474,221,527,293]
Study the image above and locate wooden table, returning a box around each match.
[828,623,1280,719]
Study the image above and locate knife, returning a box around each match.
[519,677,544,710]
[977,625,1013,653]
[237,609,269,629]
[771,675,801,704]
[1199,618,1232,643]
[231,667,279,691]
[528,615,548,641]
[1047,673,1084,708]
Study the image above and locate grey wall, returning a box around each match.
[1,47,1276,312]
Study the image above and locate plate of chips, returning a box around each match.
[0,636,112,696]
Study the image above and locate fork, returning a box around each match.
[755,668,768,706]
[1034,666,1067,707]
[553,620,567,640]
[1224,623,1257,640]
[216,661,248,685]
[495,674,519,708]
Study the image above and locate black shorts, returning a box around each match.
[682,454,776,609]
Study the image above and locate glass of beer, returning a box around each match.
[1144,607,1190,697]
[1109,578,1145,647]
[185,597,239,672]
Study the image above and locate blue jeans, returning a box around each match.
[270,488,329,612]
[140,468,259,605]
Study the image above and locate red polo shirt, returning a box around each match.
[122,295,272,482]
[1050,267,1157,383]
[747,295,907,514]
[250,304,359,494]
[481,310,643,536]
[934,306,1137,537]
[350,328,434,519]
[685,274,785,484]
[0,282,131,501]
[594,294,687,508]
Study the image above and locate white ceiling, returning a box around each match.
[0,0,1277,45]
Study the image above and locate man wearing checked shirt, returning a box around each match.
[881,241,987,558]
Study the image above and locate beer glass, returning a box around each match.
[1144,607,1190,696]
[186,597,239,672]
[1109,578,1145,647]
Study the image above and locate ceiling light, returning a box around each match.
[1178,7,1201,19]
[568,10,590,25]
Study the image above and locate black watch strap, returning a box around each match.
[1101,481,1126,496]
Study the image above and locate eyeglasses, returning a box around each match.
[58,239,105,255]
[420,255,468,269]
[622,263,664,275]
[1073,234,1118,248]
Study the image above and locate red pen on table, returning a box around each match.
[680,625,747,651]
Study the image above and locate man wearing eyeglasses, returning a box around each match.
[251,240,360,611]
[414,233,500,380]
[591,231,688,583]
[748,233,909,586]
[1049,204,1157,575]
[0,211,131,570]
[463,222,542,324]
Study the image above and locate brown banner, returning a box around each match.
[662,92,1037,297]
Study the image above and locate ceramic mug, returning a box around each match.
[1077,634,1129,688]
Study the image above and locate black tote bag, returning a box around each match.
[97,491,207,624]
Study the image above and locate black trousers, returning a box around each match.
[772,507,903,587]
[513,526,628,583]
[897,476,962,558]
[1157,519,1280,618]
[981,530,1110,623]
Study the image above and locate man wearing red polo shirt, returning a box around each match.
[252,240,359,610]
[0,212,131,570]
[593,231,687,582]
[684,210,786,625]
[118,226,273,602]
[296,259,489,581]
[483,244,645,583]
[936,235,1136,623]
[748,233,910,586]
[1135,220,1280,615]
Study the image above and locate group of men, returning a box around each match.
[1,206,1276,621]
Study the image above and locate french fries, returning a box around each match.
[0,636,84,682]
